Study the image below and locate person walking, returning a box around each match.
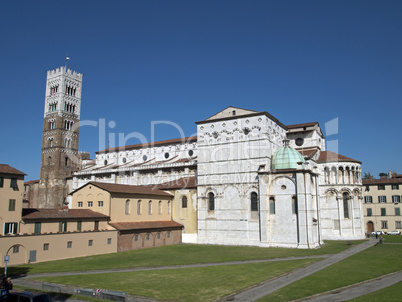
[2,277,13,294]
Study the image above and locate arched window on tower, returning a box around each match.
[208,192,215,211]
[250,192,258,212]
[48,137,53,148]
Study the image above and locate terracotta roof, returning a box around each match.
[363,178,402,185]
[22,208,109,220]
[287,122,319,129]
[0,164,26,176]
[317,151,361,164]
[110,221,183,231]
[72,182,173,198]
[25,180,40,185]
[155,177,197,190]
[96,136,197,154]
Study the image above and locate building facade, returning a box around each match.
[362,173,402,233]
[0,164,26,236]
[73,106,366,248]
[69,182,183,251]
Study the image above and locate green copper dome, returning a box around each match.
[272,142,305,170]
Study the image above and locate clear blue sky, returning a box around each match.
[1,0,401,181]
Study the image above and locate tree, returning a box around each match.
[363,172,374,180]
[379,172,388,178]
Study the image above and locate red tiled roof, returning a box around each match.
[73,182,173,198]
[22,208,109,220]
[155,177,197,190]
[362,178,402,185]
[110,221,183,231]
[287,122,319,129]
[96,136,197,154]
[25,180,40,185]
[0,164,26,176]
[317,151,361,164]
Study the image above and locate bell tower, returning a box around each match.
[38,66,83,208]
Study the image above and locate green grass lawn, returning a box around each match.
[6,240,363,275]
[382,234,402,243]
[259,243,402,301]
[36,258,318,302]
[6,239,398,302]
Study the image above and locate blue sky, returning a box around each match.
[1,0,401,181]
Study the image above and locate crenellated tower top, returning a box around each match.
[44,66,83,118]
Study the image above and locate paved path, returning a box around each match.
[298,270,402,301]
[218,239,378,301]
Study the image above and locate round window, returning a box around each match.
[143,155,147,161]
[122,157,126,163]
[104,160,108,165]
[164,152,169,159]
[295,137,304,146]
[188,150,194,157]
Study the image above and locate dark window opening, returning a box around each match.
[343,193,349,219]
[251,192,258,211]
[208,192,215,211]
[182,196,188,208]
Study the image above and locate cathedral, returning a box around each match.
[33,66,366,249]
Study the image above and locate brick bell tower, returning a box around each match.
[38,66,83,208]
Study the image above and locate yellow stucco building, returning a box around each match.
[70,182,183,251]
[362,173,402,234]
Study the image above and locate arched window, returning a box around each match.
[125,199,130,215]
[251,192,258,211]
[158,201,162,214]
[208,192,215,211]
[292,196,298,214]
[137,200,141,214]
[182,196,188,208]
[269,197,275,214]
[168,201,171,214]
[343,193,349,219]
[148,200,152,215]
